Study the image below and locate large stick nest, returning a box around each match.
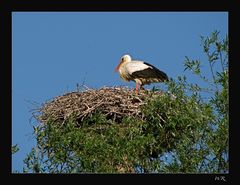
[35,86,164,125]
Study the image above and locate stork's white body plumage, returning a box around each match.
[115,54,168,92]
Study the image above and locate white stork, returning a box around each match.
[115,54,168,92]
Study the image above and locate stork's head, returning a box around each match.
[115,54,132,72]
[121,54,132,62]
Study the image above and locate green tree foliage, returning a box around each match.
[23,31,228,173]
[12,144,19,154]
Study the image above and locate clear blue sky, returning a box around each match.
[12,12,228,172]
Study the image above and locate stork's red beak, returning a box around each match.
[114,61,121,72]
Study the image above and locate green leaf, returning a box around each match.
[12,144,19,154]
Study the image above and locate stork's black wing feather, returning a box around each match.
[132,62,169,81]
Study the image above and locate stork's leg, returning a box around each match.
[140,85,145,90]
[135,83,139,93]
